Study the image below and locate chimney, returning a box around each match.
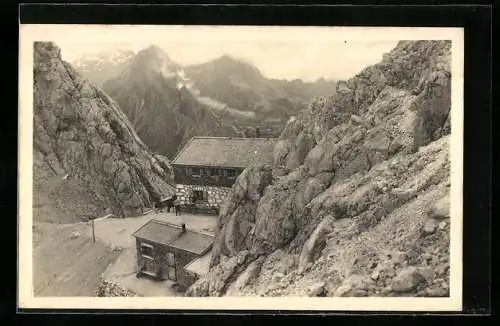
[181,223,186,233]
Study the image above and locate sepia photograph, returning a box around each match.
[18,25,464,311]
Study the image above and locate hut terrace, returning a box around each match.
[171,136,277,214]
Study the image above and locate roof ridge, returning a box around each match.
[150,218,183,229]
[132,218,182,237]
[186,228,216,238]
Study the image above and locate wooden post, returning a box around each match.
[91,218,96,244]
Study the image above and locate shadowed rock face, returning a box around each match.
[33,42,174,222]
[186,40,452,298]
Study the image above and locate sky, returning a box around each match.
[58,40,398,82]
[21,25,460,82]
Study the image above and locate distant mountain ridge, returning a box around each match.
[73,47,337,120]
[184,55,338,121]
[101,45,239,158]
[74,45,338,157]
[73,49,135,87]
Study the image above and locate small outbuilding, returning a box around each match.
[132,219,214,290]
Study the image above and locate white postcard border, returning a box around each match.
[18,25,464,311]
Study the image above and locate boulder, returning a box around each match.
[425,287,448,297]
[307,282,326,297]
[422,219,438,235]
[429,195,450,220]
[391,267,426,293]
[333,275,374,297]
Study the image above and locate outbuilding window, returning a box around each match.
[140,243,154,258]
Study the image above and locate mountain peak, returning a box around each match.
[130,45,181,77]
[216,54,252,66]
[137,44,170,60]
[208,54,263,79]
[218,54,237,62]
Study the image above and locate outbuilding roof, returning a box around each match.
[169,229,214,255]
[132,219,183,246]
[132,219,214,255]
[171,136,277,168]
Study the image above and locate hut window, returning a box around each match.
[223,169,228,177]
[227,169,236,177]
[140,243,154,258]
[186,167,192,175]
[192,167,201,176]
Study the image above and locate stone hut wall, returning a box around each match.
[176,184,232,209]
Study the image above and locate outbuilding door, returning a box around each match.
[162,251,176,281]
[142,256,157,276]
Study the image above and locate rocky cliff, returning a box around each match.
[33,42,174,223]
[186,40,452,297]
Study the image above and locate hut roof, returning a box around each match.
[171,136,277,168]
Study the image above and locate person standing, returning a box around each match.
[174,197,181,216]
[255,127,261,138]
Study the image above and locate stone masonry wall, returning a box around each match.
[176,184,232,209]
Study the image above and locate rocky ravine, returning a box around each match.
[186,40,451,297]
[33,42,174,223]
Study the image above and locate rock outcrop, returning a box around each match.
[33,42,174,223]
[186,40,452,297]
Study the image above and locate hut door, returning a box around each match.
[162,252,176,281]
